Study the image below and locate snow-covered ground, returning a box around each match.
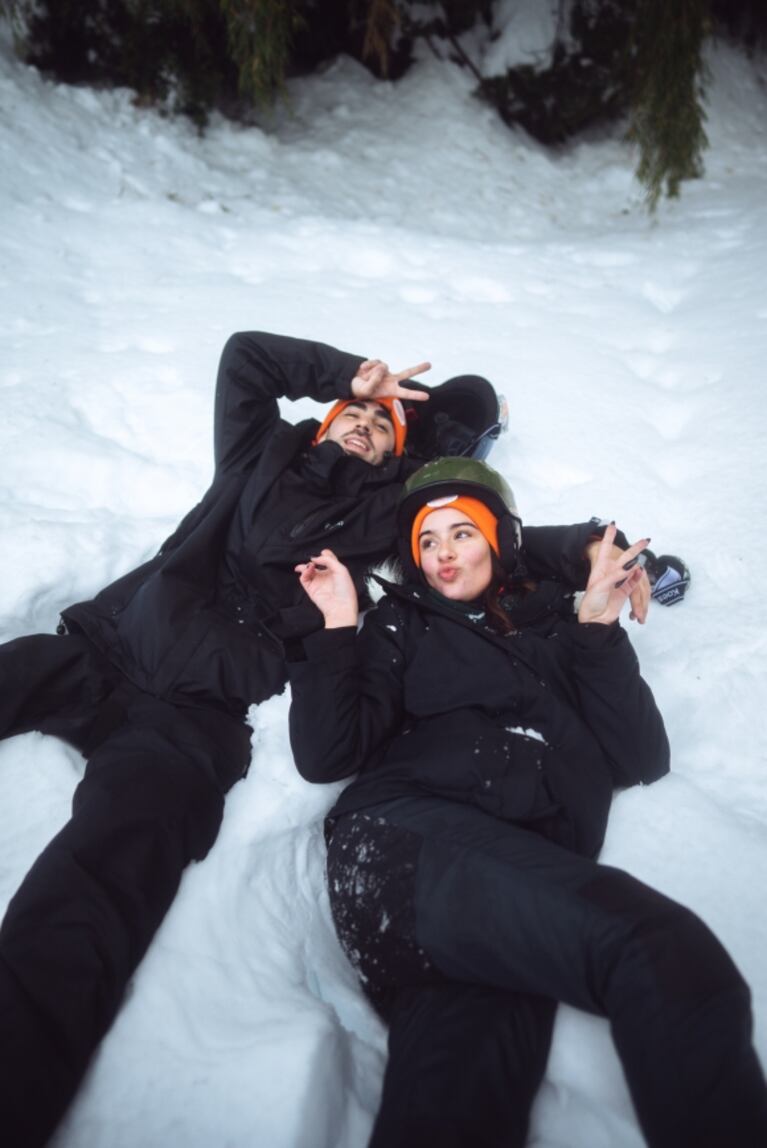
[1,15,766,1146]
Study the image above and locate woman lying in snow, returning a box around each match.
[287,456,767,1148]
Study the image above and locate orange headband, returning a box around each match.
[411,495,500,567]
[313,397,407,456]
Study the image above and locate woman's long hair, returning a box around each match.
[482,557,517,634]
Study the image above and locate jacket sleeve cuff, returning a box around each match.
[568,620,623,649]
[286,626,358,669]
[336,356,367,399]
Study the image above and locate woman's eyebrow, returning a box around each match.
[418,520,476,538]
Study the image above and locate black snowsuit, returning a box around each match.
[0,331,607,1147]
[288,582,767,1148]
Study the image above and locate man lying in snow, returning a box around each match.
[0,329,676,1146]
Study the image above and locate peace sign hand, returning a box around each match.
[351,358,432,403]
[578,525,650,627]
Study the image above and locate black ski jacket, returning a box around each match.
[61,332,381,712]
[61,331,617,718]
[288,582,669,857]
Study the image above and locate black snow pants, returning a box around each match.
[0,632,253,1148]
[326,797,767,1148]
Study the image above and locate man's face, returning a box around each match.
[318,400,396,466]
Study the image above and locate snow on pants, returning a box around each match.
[0,632,253,1148]
[326,797,767,1148]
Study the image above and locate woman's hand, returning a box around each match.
[295,549,360,629]
[351,358,432,403]
[578,526,650,626]
[584,533,650,624]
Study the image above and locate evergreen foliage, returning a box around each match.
[628,0,709,209]
[0,0,757,206]
[360,0,401,76]
[220,0,303,102]
[0,0,298,124]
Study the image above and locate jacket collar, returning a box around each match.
[265,418,417,491]
[298,438,407,496]
[372,574,574,667]
[372,575,503,642]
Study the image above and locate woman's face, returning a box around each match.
[417,507,494,602]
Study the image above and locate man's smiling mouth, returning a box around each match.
[343,434,371,451]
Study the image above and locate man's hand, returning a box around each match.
[295,549,359,629]
[351,359,431,403]
[579,526,650,626]
[584,533,650,624]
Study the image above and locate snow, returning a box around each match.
[483,0,563,74]
[1,13,766,1146]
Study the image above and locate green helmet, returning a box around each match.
[398,457,523,575]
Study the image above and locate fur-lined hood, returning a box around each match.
[365,557,406,604]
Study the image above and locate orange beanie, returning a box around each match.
[411,495,500,567]
[313,397,408,456]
